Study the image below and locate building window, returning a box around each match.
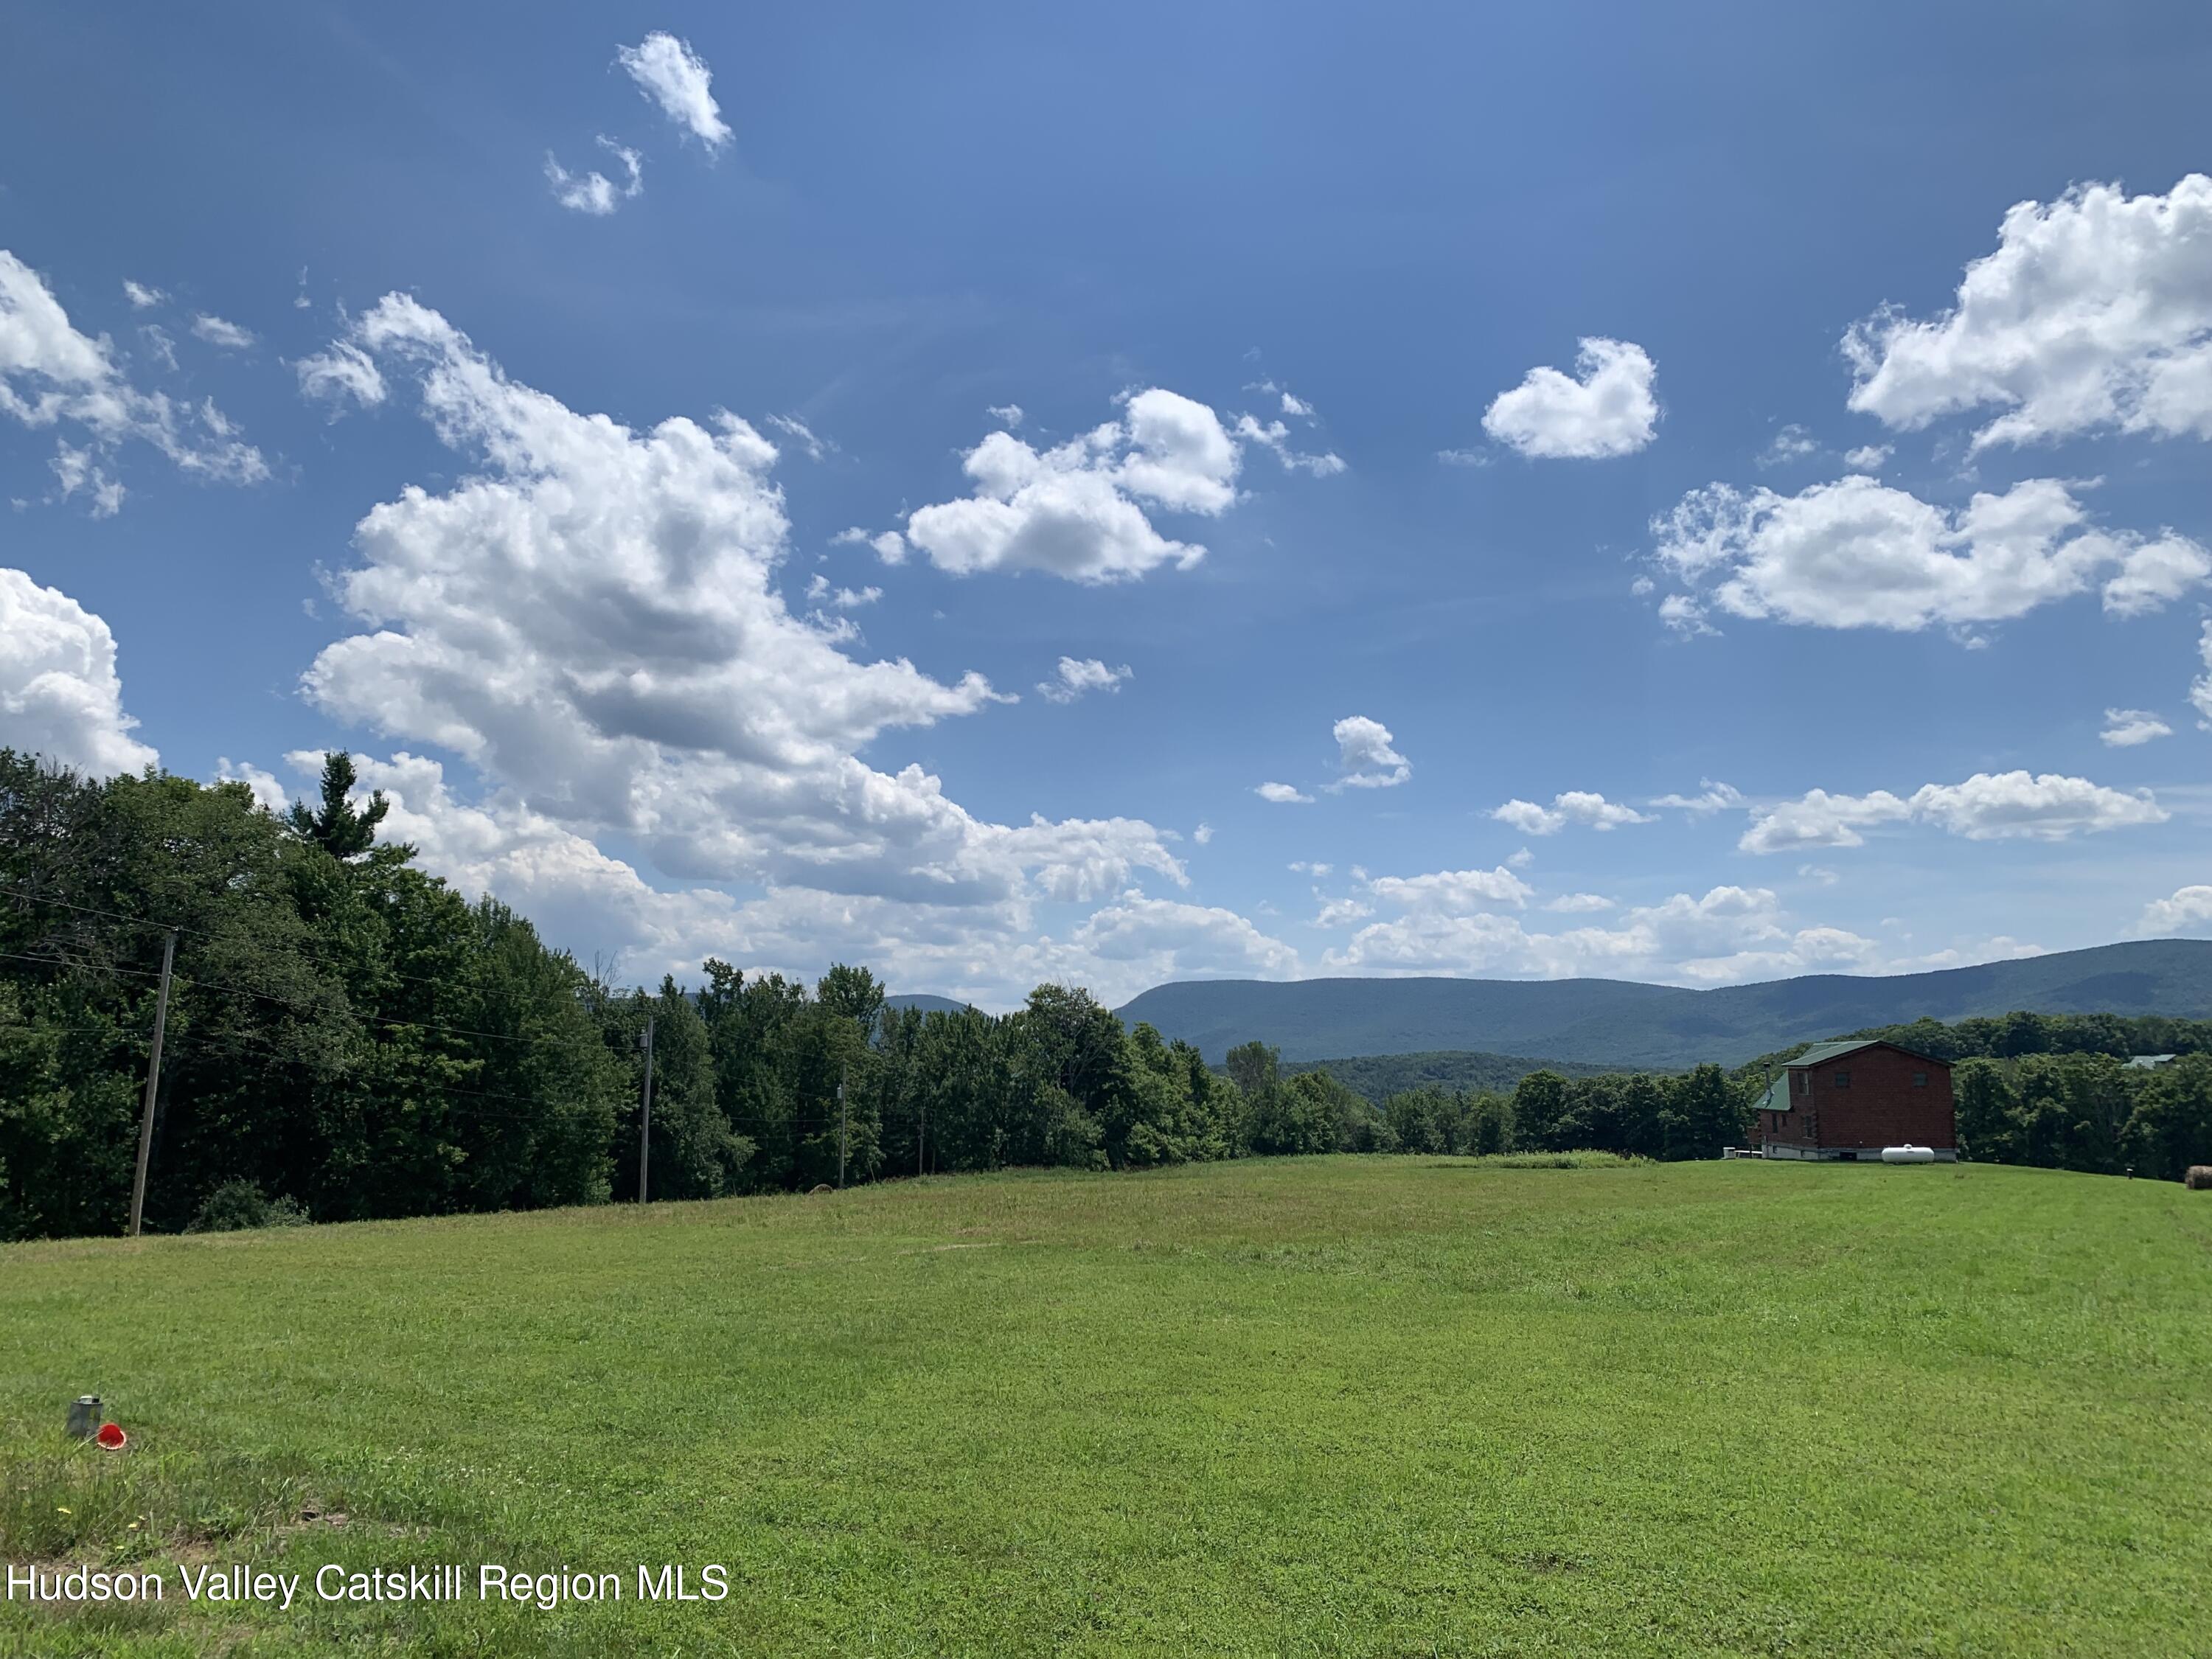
[1833,1071,1850,1088]
[1794,1070,1808,1094]
[1912,1071,1927,1087]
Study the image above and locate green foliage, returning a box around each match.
[1950,1051,2212,1181]
[1380,1084,1513,1155]
[1361,1065,1755,1164]
[1225,1039,1279,1094]
[1285,1048,1616,1100]
[1511,1069,1569,1152]
[187,1180,310,1232]
[1662,1063,1745,1161]
[283,751,392,861]
[1246,1068,1385,1155]
[0,750,622,1239]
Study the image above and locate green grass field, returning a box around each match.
[4,1155,2210,1657]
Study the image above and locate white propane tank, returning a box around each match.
[1881,1144,1936,1164]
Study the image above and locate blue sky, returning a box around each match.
[5,1,2211,1006]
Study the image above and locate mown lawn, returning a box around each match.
[3,1155,2209,1656]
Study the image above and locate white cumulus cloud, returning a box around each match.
[190,313,254,350]
[546,138,644,215]
[50,442,124,516]
[1740,771,2166,853]
[1490,790,1651,835]
[1760,423,1818,465]
[1033,894,1301,995]
[1329,715,1411,790]
[1233,413,1345,476]
[291,293,1192,961]
[2193,618,2212,728]
[1651,779,1745,815]
[1256,782,1313,804]
[902,389,1240,582]
[618,32,730,149]
[2101,708,2171,747]
[803,574,879,610]
[1652,474,2208,632]
[1037,656,1131,704]
[1481,337,1659,459]
[296,342,386,409]
[832,526,908,563]
[2138,884,2212,936]
[0,250,266,501]
[0,568,159,776]
[765,413,832,460]
[1845,175,2212,449]
[1328,880,1877,985]
[1545,893,1614,914]
[1365,866,1533,912]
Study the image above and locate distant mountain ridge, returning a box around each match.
[886,993,973,1015]
[1114,939,2212,1071]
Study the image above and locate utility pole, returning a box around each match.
[637,1015,655,1205]
[838,1075,848,1190]
[128,931,177,1239]
[917,1096,925,1179]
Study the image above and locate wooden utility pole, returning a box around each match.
[128,931,177,1238]
[637,1015,655,1204]
[838,1077,848,1189]
[917,1096,925,1179]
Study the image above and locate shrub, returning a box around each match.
[187,1180,311,1233]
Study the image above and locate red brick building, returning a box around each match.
[1753,1040,1955,1161]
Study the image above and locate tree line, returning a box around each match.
[0,751,1390,1239]
[4,749,2208,1240]
[0,751,1767,1240]
[1750,1009,2212,1068]
[1949,1053,2212,1182]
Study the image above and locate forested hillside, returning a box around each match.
[1119,943,2212,1068]
[1745,1010,2212,1070]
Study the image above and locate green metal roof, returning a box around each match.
[1784,1038,1947,1069]
[1787,1040,1884,1067]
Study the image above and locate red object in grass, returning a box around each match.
[94,1422,126,1450]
